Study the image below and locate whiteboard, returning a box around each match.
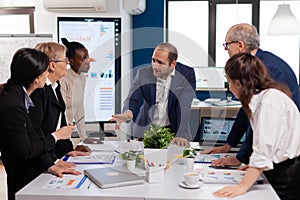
[0,34,53,84]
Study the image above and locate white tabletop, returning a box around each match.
[16,142,280,200]
[191,101,241,110]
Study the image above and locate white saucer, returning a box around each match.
[179,181,201,189]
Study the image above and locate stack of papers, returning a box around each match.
[63,151,115,164]
[85,142,118,152]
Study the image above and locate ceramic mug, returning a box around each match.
[184,172,199,186]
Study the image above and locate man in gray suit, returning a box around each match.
[111,43,196,146]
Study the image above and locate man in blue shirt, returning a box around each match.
[204,23,300,166]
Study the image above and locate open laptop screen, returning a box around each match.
[199,117,245,144]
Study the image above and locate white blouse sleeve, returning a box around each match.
[249,99,286,170]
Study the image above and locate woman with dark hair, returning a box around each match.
[60,38,90,141]
[0,48,80,200]
[214,53,300,200]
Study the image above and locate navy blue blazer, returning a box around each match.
[123,62,196,140]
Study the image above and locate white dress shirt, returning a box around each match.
[249,88,300,171]
[152,69,175,127]
[46,78,62,131]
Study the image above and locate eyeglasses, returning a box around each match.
[52,57,69,64]
[223,41,239,49]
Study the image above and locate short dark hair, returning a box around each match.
[61,38,86,59]
[155,43,178,64]
[8,48,49,89]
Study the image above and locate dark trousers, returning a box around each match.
[2,155,43,200]
[264,156,300,200]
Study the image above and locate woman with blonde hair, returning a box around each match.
[30,42,89,159]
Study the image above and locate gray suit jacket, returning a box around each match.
[123,62,196,140]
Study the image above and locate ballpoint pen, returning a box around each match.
[87,180,92,189]
[72,116,84,125]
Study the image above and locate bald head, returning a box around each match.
[226,23,260,52]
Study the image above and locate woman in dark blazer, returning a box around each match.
[30,42,89,159]
[0,48,80,200]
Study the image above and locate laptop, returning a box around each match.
[84,167,144,189]
[196,117,245,152]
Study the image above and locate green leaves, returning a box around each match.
[119,150,138,160]
[183,146,197,157]
[143,125,175,149]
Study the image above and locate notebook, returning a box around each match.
[63,151,115,164]
[197,117,245,151]
[84,167,144,189]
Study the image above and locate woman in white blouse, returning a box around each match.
[214,53,300,200]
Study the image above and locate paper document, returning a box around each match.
[195,154,232,163]
[202,167,263,184]
[42,174,87,189]
[63,151,115,164]
[85,142,118,151]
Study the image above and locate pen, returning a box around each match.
[72,116,84,125]
[87,180,92,189]
[209,165,239,170]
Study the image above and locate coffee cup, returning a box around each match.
[226,93,232,102]
[184,172,199,186]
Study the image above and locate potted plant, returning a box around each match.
[119,150,139,171]
[142,125,175,172]
[143,125,175,149]
[183,146,197,158]
[183,146,197,172]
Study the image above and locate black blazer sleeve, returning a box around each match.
[29,85,73,159]
[0,86,55,162]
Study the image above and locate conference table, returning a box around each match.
[16,141,280,200]
[191,100,241,118]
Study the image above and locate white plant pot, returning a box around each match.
[127,160,136,171]
[144,148,167,167]
[185,157,195,172]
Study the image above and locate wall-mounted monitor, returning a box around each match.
[57,17,121,123]
[193,67,225,89]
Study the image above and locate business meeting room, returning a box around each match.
[0,0,300,199]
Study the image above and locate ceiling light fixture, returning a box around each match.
[268,4,300,35]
